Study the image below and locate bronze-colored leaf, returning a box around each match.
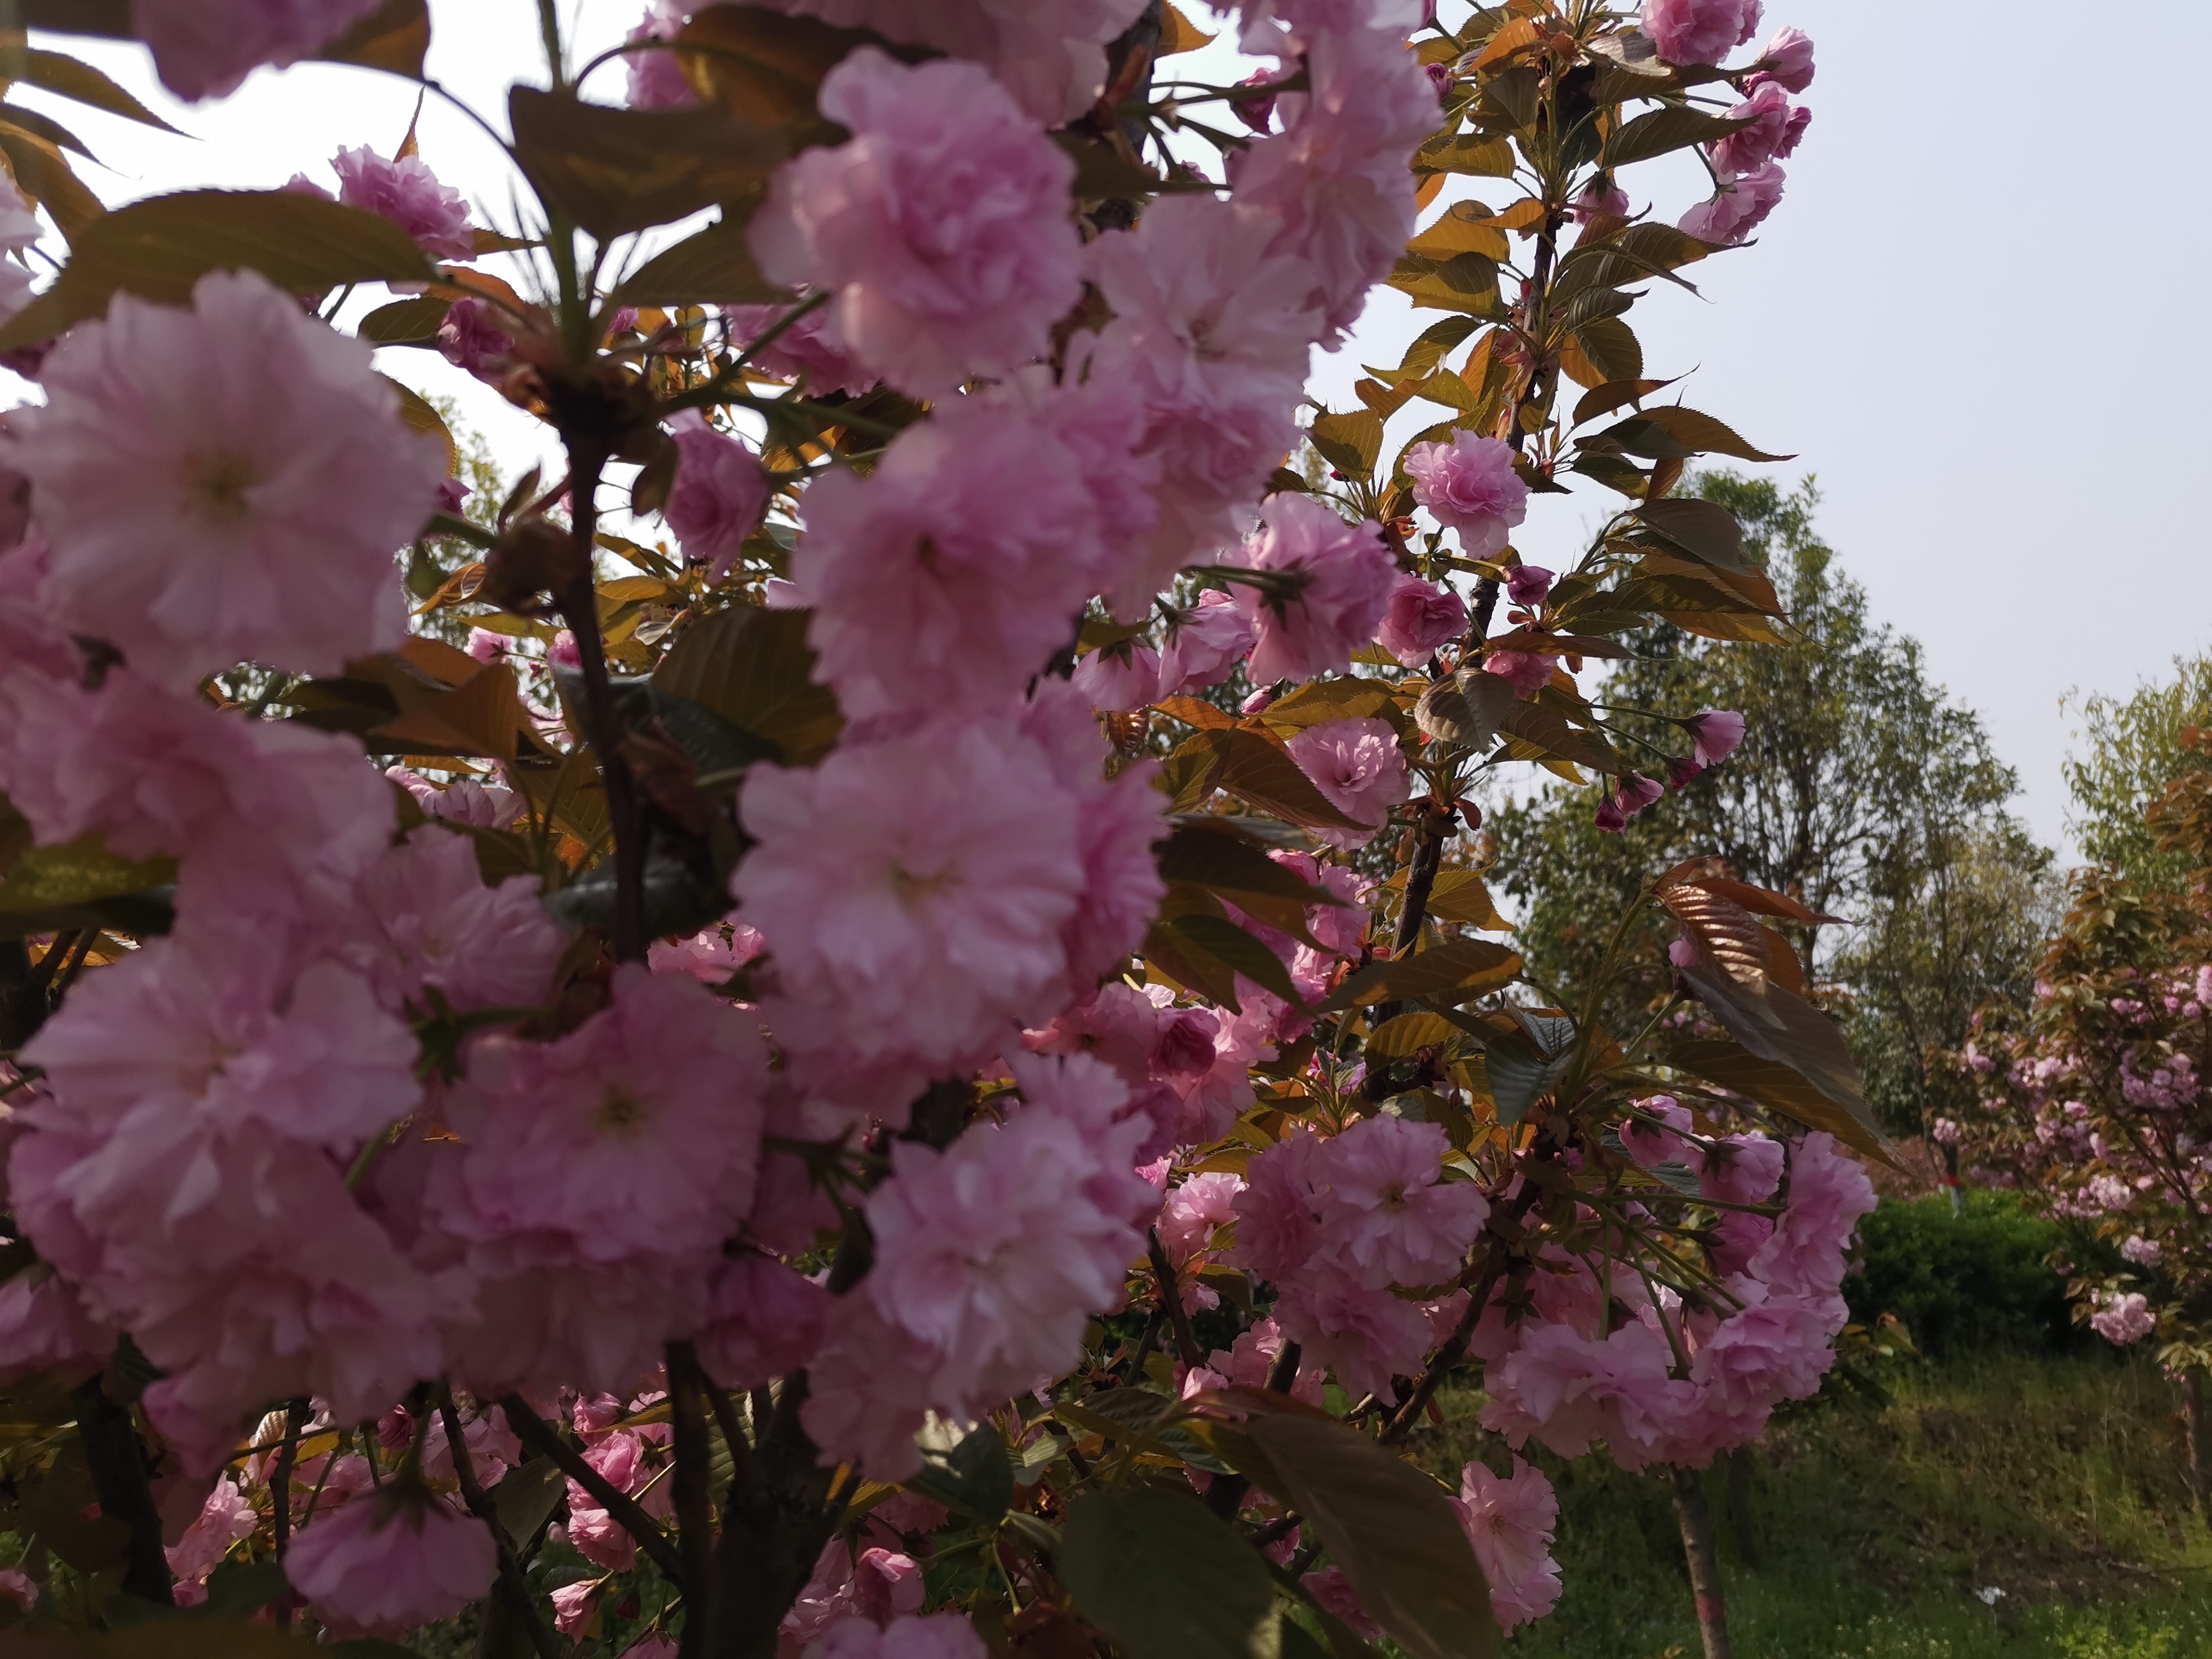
[651,603,843,765]
[615,221,784,305]
[509,86,790,241]
[314,0,430,77]
[0,189,433,349]
[0,47,180,132]
[1324,938,1521,1011]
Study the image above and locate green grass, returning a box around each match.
[1407,1349,2212,1657]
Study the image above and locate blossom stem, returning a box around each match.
[1146,1228,1206,1371]
[499,1392,687,1587]
[440,1393,561,1659]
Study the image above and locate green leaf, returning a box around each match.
[1485,1027,1574,1125]
[358,295,449,346]
[1387,251,1503,317]
[651,604,842,765]
[385,376,458,472]
[1199,728,1367,830]
[0,189,433,349]
[1570,315,1642,383]
[1156,820,1343,941]
[1062,1488,1282,1659]
[614,222,784,306]
[1261,677,1405,736]
[1366,1011,1460,1060]
[1496,693,1622,774]
[1308,409,1383,479]
[1324,938,1520,1011]
[0,122,101,241]
[489,1454,567,1554]
[1422,870,1507,929]
[542,849,727,940]
[1170,912,1307,1009]
[1244,1414,1499,1659]
[907,1421,1014,1525]
[1589,406,1789,465]
[1414,669,1514,749]
[508,86,790,241]
[1673,966,1886,1159]
[0,834,176,937]
[1633,497,1752,573]
[673,4,877,134]
[1601,103,1751,168]
[194,1558,291,1623]
[1413,132,1515,177]
[0,48,180,133]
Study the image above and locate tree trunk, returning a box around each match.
[2184,1369,2207,1515]
[1724,1447,1759,1569]
[1670,1465,1732,1659]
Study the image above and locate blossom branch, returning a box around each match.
[499,1392,687,1587]
[666,1342,721,1659]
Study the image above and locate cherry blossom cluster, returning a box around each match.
[0,0,1859,1646]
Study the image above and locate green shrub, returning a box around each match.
[1848,1192,2082,1357]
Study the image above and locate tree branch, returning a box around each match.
[667,1343,721,1659]
[500,1392,687,1587]
[1147,1229,1206,1372]
[441,1396,561,1659]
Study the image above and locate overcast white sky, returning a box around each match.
[13,0,2208,860]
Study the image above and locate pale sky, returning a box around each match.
[11,0,2206,860]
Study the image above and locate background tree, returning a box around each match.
[2065,654,2212,890]
[1486,474,2058,1136]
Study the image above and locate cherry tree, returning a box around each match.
[0,3,1867,1658]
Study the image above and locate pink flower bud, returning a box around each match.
[1688,708,1746,766]
[1505,564,1555,607]
[1756,25,1815,92]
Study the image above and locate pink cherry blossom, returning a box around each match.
[1612,773,1665,822]
[436,963,769,1268]
[1689,708,1747,765]
[624,1,698,109]
[1302,1568,1382,1642]
[1571,180,1631,225]
[352,828,565,1015]
[1506,564,1556,608]
[723,302,874,396]
[1376,573,1467,666]
[439,296,515,381]
[1755,25,1815,91]
[1680,162,1786,246]
[283,1490,498,1635]
[1230,1130,1330,1285]
[1639,0,1762,67]
[665,411,769,580]
[332,145,475,260]
[754,0,1147,124]
[1708,80,1809,179]
[1232,21,1436,333]
[750,48,1083,396]
[1323,1115,1489,1288]
[0,1262,112,1382]
[790,385,1140,722]
[11,269,446,690]
[1404,433,1530,559]
[1083,196,1322,607]
[1071,643,1162,712]
[1159,591,1261,695]
[1286,716,1411,851]
[648,920,766,984]
[2091,1291,2156,1345]
[1454,1458,1563,1630]
[0,1570,33,1611]
[1483,648,1556,701]
[131,0,390,101]
[697,1253,830,1389]
[784,1540,926,1648]
[738,719,1086,1086]
[1233,495,1400,685]
[804,1613,989,1659]
[388,767,524,832]
[551,1580,598,1635]
[0,178,37,322]
[166,1475,259,1588]
[863,1055,1152,1417]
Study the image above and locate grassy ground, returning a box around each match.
[1407,1349,2212,1657]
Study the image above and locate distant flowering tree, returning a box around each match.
[1950,732,2212,1504]
[0,2,1862,1658]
